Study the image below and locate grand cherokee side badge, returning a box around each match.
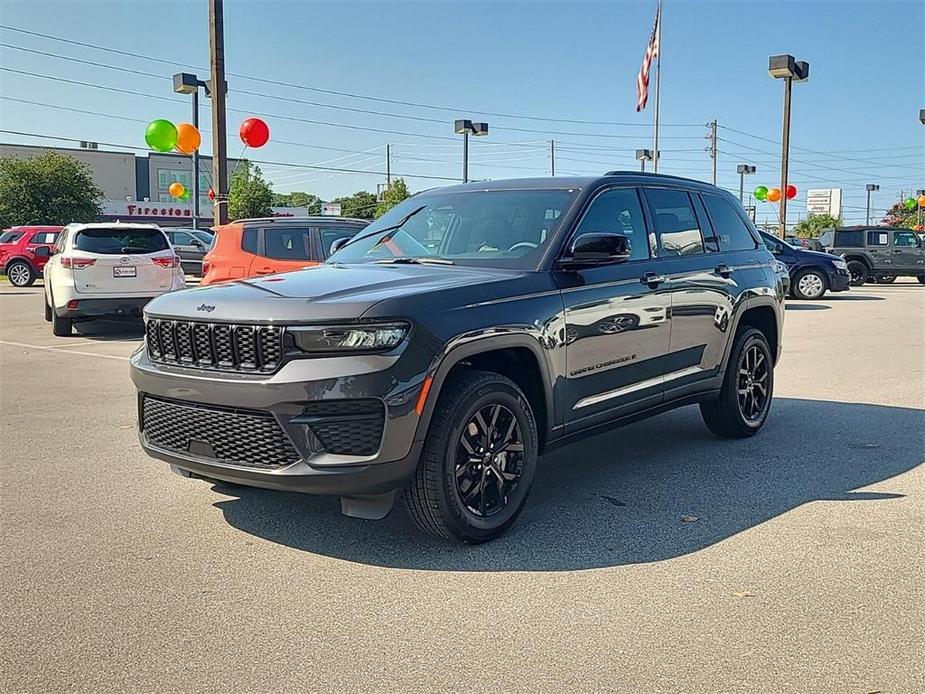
[196,304,216,313]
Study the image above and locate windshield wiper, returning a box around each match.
[373,256,455,265]
[336,205,427,251]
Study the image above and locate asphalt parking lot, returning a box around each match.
[1,280,923,693]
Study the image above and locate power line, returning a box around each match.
[0,24,703,128]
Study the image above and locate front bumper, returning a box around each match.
[130,344,429,497]
[828,268,851,292]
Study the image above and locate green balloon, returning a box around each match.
[754,185,769,201]
[904,197,917,210]
[145,119,178,152]
[180,189,191,202]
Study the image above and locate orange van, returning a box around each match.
[201,216,368,285]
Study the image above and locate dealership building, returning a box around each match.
[0,142,242,228]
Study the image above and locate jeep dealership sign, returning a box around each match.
[806,188,842,218]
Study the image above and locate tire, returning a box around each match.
[792,268,827,300]
[918,276,925,285]
[700,327,774,438]
[51,309,73,337]
[403,369,539,543]
[875,275,896,284]
[43,293,52,322]
[6,260,35,287]
[846,260,869,286]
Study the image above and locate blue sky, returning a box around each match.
[1,0,922,224]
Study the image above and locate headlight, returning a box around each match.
[832,259,847,270]
[774,260,789,274]
[291,323,409,353]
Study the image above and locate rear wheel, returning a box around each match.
[51,309,73,337]
[700,327,773,438]
[847,260,869,286]
[792,269,827,300]
[43,293,52,322]
[918,276,925,285]
[6,260,35,287]
[403,370,538,543]
[875,274,896,284]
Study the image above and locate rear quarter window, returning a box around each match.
[834,230,864,247]
[241,228,259,254]
[74,228,169,254]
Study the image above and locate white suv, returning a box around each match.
[43,223,185,336]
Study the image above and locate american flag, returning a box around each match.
[636,4,661,112]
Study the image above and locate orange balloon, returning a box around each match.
[766,187,782,202]
[175,123,201,154]
[917,195,925,208]
[168,181,186,198]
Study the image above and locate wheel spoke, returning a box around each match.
[478,468,488,516]
[473,411,490,445]
[460,434,476,455]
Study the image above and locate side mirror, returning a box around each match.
[329,237,350,256]
[560,232,632,268]
[34,246,50,256]
[772,244,783,254]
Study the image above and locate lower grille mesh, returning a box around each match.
[301,400,385,456]
[141,395,300,469]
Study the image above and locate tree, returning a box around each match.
[791,213,841,239]
[333,190,377,219]
[882,201,921,230]
[271,191,321,214]
[0,151,103,227]
[228,160,273,220]
[375,179,410,218]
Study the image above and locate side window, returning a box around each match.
[701,194,757,251]
[893,231,918,247]
[867,231,889,246]
[320,228,360,258]
[241,228,258,255]
[646,188,705,256]
[834,230,863,247]
[53,231,68,254]
[43,232,59,245]
[573,187,651,261]
[263,227,312,261]
[173,232,194,245]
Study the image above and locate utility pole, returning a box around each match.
[779,76,792,237]
[209,0,229,224]
[386,144,391,188]
[550,139,556,177]
[707,119,718,185]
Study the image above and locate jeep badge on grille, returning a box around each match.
[196,304,216,313]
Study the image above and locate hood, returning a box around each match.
[792,248,842,261]
[144,263,523,323]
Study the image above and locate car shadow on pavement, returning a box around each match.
[73,318,145,340]
[824,294,885,301]
[211,398,923,571]
[785,303,830,311]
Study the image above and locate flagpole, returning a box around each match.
[652,0,662,173]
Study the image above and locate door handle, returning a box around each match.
[255,268,274,275]
[714,263,733,278]
[641,271,667,287]
[893,250,903,254]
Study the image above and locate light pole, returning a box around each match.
[865,184,879,225]
[917,189,925,230]
[454,119,488,183]
[635,148,654,172]
[736,164,756,204]
[769,54,810,238]
[173,72,211,228]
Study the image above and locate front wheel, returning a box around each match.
[403,370,538,543]
[6,260,35,287]
[847,260,869,286]
[700,327,774,438]
[792,269,827,300]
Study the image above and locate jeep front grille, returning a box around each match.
[141,395,300,469]
[145,318,283,372]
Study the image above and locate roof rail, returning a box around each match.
[603,170,705,184]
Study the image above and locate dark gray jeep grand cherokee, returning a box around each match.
[132,173,784,543]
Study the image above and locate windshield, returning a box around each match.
[74,227,169,255]
[192,230,214,246]
[329,187,580,270]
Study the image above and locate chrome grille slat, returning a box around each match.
[145,318,284,373]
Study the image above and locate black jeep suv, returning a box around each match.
[132,173,784,543]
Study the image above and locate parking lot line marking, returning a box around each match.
[0,339,130,362]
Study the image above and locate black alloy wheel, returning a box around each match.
[737,344,770,422]
[454,403,525,518]
[847,260,868,286]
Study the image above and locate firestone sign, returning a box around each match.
[101,200,193,219]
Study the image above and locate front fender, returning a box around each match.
[412,331,558,445]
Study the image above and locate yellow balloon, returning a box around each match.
[175,123,202,154]
[766,187,782,202]
[918,195,925,208]
[168,182,186,198]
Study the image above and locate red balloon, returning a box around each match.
[786,184,798,200]
[239,117,270,148]
[207,187,215,201]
